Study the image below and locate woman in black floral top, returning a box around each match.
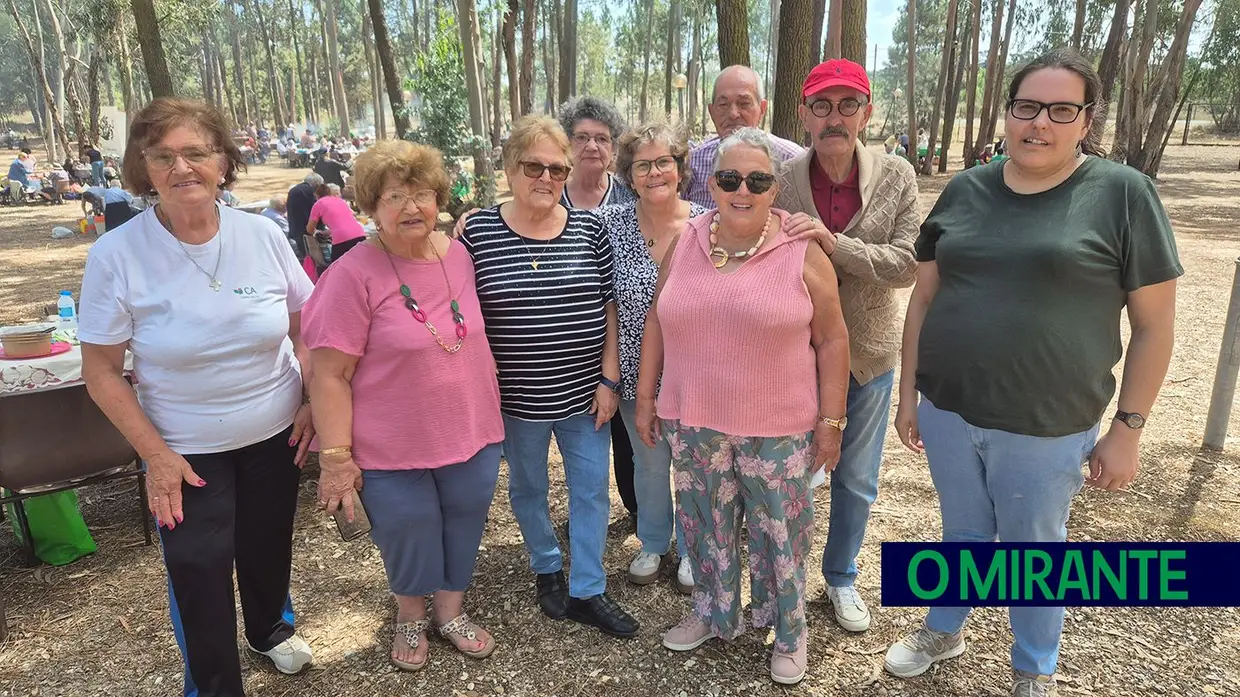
[595,121,707,595]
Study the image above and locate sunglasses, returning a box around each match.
[144,147,219,170]
[713,170,776,194]
[518,160,571,182]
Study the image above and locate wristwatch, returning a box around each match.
[600,376,621,393]
[819,415,848,432]
[1114,410,1146,429]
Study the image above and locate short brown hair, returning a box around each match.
[614,121,693,194]
[122,98,246,195]
[351,139,450,215]
[502,116,572,173]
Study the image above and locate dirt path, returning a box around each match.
[1,147,1238,696]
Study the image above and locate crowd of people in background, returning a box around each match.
[22,41,1179,697]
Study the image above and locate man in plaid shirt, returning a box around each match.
[683,65,805,208]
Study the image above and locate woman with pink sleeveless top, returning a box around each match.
[635,128,851,686]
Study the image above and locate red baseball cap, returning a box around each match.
[802,59,871,99]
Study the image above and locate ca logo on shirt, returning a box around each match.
[233,287,258,296]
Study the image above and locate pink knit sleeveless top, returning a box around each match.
[656,209,819,437]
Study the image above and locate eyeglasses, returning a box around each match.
[143,147,219,170]
[379,189,438,208]
[805,98,867,118]
[1008,99,1093,124]
[518,161,571,181]
[713,170,776,194]
[572,133,612,148]
[630,156,678,177]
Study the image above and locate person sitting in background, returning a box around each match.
[314,152,350,188]
[8,148,35,201]
[308,182,366,264]
[217,186,241,208]
[300,130,316,148]
[82,183,137,231]
[45,162,69,203]
[262,195,291,236]
[287,173,322,260]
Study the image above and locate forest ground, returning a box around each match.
[1,145,1238,697]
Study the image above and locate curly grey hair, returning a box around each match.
[712,127,776,172]
[557,96,627,141]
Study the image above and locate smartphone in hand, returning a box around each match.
[331,490,372,541]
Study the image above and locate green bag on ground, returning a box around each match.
[5,489,96,566]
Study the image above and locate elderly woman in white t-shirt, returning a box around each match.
[80,98,316,697]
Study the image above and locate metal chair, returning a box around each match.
[0,384,151,568]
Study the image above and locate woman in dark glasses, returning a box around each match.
[886,49,1180,696]
[635,127,851,685]
[458,115,640,639]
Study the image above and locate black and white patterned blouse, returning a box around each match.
[561,172,637,209]
[459,205,615,421]
[596,201,708,402]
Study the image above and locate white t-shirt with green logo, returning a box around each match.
[78,204,314,454]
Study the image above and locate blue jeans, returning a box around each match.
[503,413,611,598]
[90,160,104,186]
[822,370,894,587]
[918,397,1099,676]
[619,399,685,557]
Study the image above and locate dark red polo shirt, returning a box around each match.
[809,154,862,234]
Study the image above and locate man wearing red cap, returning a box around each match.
[776,58,921,635]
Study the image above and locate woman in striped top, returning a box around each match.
[459,116,639,639]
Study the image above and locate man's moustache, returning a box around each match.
[818,127,850,139]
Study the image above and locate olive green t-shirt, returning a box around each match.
[914,156,1183,437]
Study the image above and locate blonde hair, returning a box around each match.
[350,139,450,215]
[502,115,572,173]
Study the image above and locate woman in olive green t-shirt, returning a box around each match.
[885,49,1182,695]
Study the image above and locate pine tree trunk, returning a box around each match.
[979,0,1015,150]
[557,0,577,103]
[249,0,286,127]
[456,0,495,206]
[904,0,917,166]
[813,0,827,64]
[923,0,958,174]
[324,0,350,136]
[518,0,536,115]
[1089,0,1129,147]
[361,7,384,138]
[115,25,136,124]
[963,0,982,166]
[542,1,557,114]
[664,0,681,117]
[940,0,969,173]
[1124,0,1158,159]
[841,0,866,66]
[1072,0,1087,50]
[368,0,411,138]
[88,46,102,142]
[503,0,520,120]
[228,5,249,124]
[971,0,1005,164]
[638,0,655,122]
[772,0,812,142]
[44,0,67,123]
[129,0,175,98]
[491,9,503,144]
[716,0,749,68]
[688,6,702,130]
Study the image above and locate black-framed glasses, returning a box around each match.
[143,146,219,170]
[518,161,571,181]
[630,156,678,177]
[806,98,867,118]
[713,170,776,194]
[1008,99,1093,124]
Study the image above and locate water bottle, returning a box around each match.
[57,290,77,329]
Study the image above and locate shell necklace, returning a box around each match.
[708,212,771,269]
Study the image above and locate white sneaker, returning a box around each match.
[628,551,663,584]
[249,634,313,675]
[675,556,694,594]
[826,584,871,632]
[884,624,966,678]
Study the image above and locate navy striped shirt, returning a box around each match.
[459,205,614,421]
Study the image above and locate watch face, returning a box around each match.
[1127,413,1145,429]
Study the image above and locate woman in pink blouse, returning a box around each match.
[303,140,504,673]
[306,183,366,263]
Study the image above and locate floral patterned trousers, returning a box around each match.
[665,420,815,653]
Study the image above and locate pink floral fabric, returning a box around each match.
[665,419,815,652]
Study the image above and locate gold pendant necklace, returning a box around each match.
[708,213,771,269]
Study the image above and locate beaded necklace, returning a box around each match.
[708,212,772,269]
[377,237,467,354]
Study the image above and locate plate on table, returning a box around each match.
[0,340,72,360]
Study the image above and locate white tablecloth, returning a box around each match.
[0,337,133,396]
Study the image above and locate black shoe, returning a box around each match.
[536,571,569,620]
[566,593,640,638]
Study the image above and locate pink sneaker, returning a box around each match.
[661,615,714,652]
[770,634,808,685]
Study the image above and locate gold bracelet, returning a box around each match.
[319,446,352,456]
